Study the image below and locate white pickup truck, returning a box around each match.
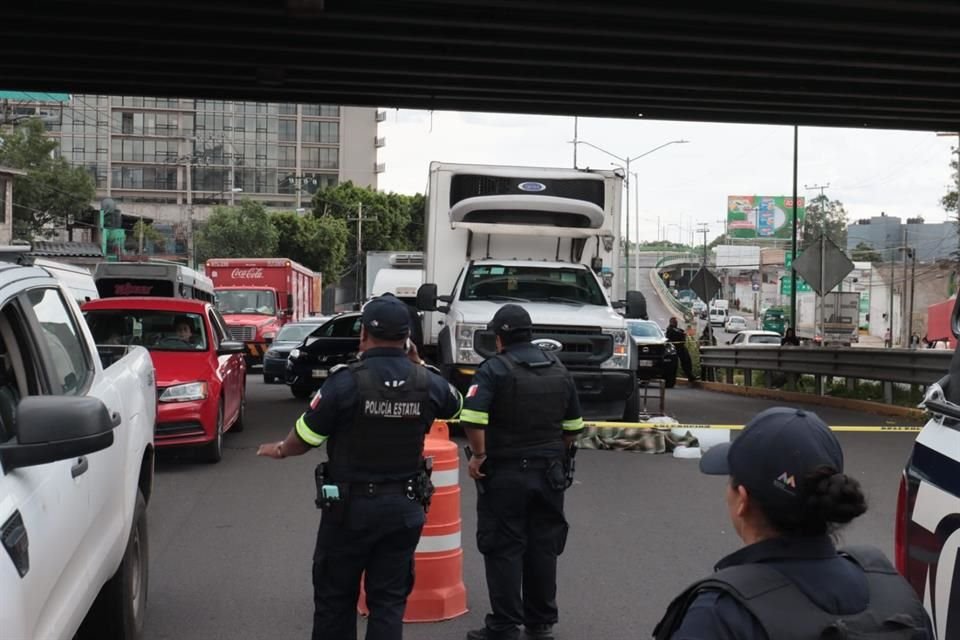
[0,263,156,639]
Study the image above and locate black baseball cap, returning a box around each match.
[699,407,844,509]
[488,304,533,336]
[361,293,410,340]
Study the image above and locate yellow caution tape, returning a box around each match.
[582,422,923,433]
[444,420,922,433]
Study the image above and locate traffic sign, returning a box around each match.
[690,267,722,303]
[780,275,812,295]
[792,234,854,296]
[751,282,760,292]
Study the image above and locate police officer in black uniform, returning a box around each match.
[654,407,933,640]
[665,317,696,382]
[461,304,584,640]
[257,294,462,640]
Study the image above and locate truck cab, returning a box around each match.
[900,296,960,639]
[417,162,642,421]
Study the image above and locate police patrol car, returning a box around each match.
[902,312,960,639]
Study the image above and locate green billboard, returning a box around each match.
[727,195,805,240]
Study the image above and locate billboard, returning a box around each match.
[727,195,805,239]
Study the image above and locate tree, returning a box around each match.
[126,220,166,254]
[312,181,425,253]
[271,211,350,284]
[800,194,848,250]
[850,241,881,262]
[0,118,95,240]
[941,148,958,214]
[194,199,279,263]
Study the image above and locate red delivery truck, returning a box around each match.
[205,258,322,365]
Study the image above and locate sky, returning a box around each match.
[378,110,959,246]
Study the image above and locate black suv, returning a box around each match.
[626,319,677,388]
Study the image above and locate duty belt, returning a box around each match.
[489,457,558,470]
[349,481,415,497]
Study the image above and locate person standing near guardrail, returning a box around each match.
[461,304,583,640]
[781,328,800,346]
[652,407,933,640]
[666,317,696,382]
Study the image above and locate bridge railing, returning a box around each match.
[699,345,952,403]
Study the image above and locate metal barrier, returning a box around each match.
[699,345,952,401]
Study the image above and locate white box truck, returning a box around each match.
[415,162,644,420]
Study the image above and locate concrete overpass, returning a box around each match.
[1,1,959,130]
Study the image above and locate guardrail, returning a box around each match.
[699,346,952,402]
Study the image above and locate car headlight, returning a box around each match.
[455,323,487,365]
[665,343,676,354]
[289,348,301,360]
[601,328,630,369]
[159,382,208,403]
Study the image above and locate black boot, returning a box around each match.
[467,627,520,640]
[524,624,555,639]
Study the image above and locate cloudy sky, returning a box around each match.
[378,110,958,245]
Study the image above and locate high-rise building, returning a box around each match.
[2,93,383,255]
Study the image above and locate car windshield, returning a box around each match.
[277,323,320,342]
[215,289,276,315]
[765,310,784,319]
[84,310,207,351]
[749,335,781,344]
[627,322,663,338]
[460,264,606,306]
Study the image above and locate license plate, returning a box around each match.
[312,369,328,379]
[637,359,654,367]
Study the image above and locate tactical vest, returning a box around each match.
[327,360,433,483]
[487,351,569,457]
[654,545,930,640]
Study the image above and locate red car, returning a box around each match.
[82,297,247,462]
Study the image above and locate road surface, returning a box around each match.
[142,377,918,640]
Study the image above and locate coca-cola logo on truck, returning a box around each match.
[231,268,264,280]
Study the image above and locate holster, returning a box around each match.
[314,462,350,525]
[563,443,578,489]
[411,457,435,513]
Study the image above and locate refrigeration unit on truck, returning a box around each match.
[365,251,424,306]
[205,258,322,365]
[416,162,645,421]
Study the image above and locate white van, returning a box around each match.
[34,258,99,305]
[709,306,729,327]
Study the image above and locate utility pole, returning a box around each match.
[888,242,896,348]
[907,245,917,345]
[349,203,376,305]
[572,117,578,169]
[901,227,910,346]
[697,223,710,266]
[790,126,799,333]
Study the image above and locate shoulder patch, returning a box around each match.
[309,390,322,409]
[466,384,479,398]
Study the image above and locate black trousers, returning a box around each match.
[476,464,569,636]
[676,347,695,380]
[312,497,424,640]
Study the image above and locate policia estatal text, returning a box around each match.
[462,304,584,640]
[257,294,462,640]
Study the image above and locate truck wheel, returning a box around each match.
[291,386,313,400]
[625,291,648,320]
[204,402,224,463]
[232,388,246,433]
[622,385,641,422]
[77,490,148,640]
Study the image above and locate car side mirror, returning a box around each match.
[416,283,439,312]
[612,300,626,310]
[218,340,247,356]
[0,396,117,472]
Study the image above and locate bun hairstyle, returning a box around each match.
[755,466,868,537]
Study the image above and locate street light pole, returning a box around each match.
[571,138,689,294]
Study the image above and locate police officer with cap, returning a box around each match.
[257,293,463,640]
[654,406,932,640]
[462,304,584,640]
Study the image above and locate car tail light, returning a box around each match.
[895,472,908,574]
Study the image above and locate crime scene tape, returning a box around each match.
[583,422,923,433]
[443,420,923,433]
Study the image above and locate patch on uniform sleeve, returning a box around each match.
[310,390,322,409]
[466,384,479,398]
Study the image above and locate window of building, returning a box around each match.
[279,120,296,142]
[302,122,340,144]
[279,103,297,115]
[122,112,134,134]
[303,147,339,170]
